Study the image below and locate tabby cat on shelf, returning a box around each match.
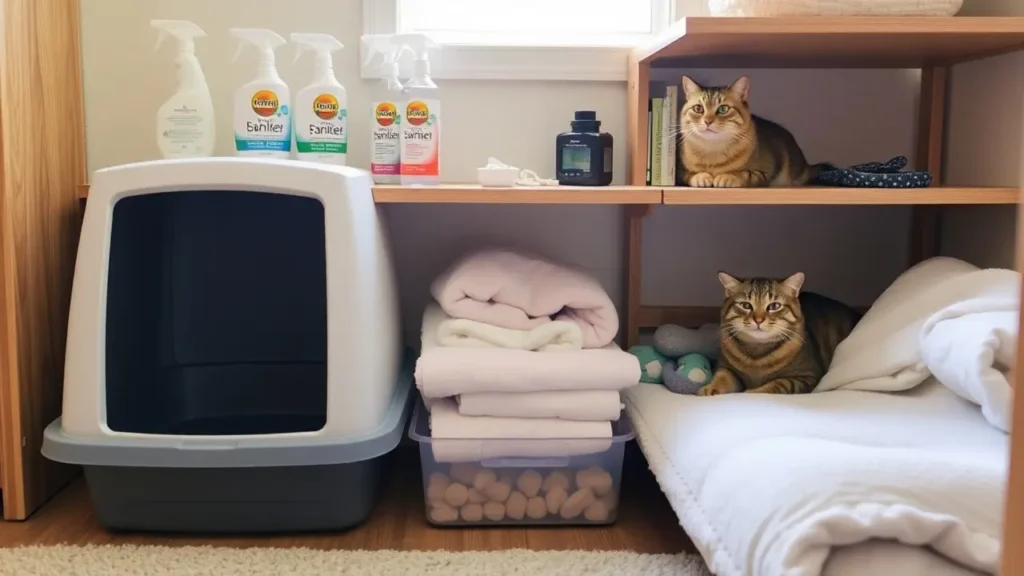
[698,272,860,396]
[677,75,819,188]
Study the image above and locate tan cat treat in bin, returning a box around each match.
[430,503,458,523]
[484,501,505,521]
[576,467,613,496]
[484,480,511,503]
[526,496,547,519]
[460,503,484,522]
[444,483,469,507]
[516,470,543,497]
[560,488,597,519]
[473,470,496,491]
[546,485,569,514]
[543,471,571,493]
[426,473,449,504]
[678,76,821,188]
[506,491,528,520]
[700,272,860,396]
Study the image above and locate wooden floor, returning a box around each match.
[0,444,695,553]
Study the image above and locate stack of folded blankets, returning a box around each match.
[415,249,642,463]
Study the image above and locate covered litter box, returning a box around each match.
[42,158,408,533]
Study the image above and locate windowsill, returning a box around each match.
[357,43,635,82]
[360,0,669,82]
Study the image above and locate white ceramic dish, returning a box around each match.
[477,167,520,187]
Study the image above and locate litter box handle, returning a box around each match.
[481,457,570,468]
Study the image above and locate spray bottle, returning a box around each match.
[230,28,291,158]
[397,34,441,185]
[361,34,410,184]
[151,20,215,158]
[290,33,347,165]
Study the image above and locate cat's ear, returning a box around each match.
[781,272,805,295]
[727,76,750,102]
[681,76,702,99]
[718,272,741,293]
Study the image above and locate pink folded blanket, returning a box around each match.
[431,249,619,348]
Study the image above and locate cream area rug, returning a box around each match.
[0,545,713,576]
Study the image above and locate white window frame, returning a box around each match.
[360,0,675,82]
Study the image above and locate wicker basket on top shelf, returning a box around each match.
[707,0,963,16]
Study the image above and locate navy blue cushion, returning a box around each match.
[816,156,932,188]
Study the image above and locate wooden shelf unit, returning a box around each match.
[662,186,1020,205]
[78,183,1020,206]
[624,16,1024,350]
[78,184,663,205]
[372,184,660,204]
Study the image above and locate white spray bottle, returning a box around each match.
[290,33,347,165]
[361,34,411,184]
[151,20,215,158]
[396,34,441,185]
[230,28,291,158]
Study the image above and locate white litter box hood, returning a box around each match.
[60,157,400,447]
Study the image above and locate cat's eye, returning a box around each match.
[692,104,704,114]
[716,105,730,115]
[737,302,753,311]
[767,302,782,311]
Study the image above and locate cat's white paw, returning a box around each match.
[689,172,714,187]
[713,173,746,188]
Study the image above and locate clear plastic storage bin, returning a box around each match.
[409,400,635,526]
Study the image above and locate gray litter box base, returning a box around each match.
[83,458,385,533]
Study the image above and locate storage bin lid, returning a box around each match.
[41,363,414,469]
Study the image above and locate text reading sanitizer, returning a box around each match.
[231,28,291,158]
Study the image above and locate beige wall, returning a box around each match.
[941,0,1024,269]
[79,0,1014,339]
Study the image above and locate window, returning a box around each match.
[361,0,674,81]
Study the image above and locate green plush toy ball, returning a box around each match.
[663,353,713,395]
[628,345,669,384]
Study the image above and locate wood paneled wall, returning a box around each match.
[0,0,87,519]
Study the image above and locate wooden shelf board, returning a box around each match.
[78,183,661,204]
[373,184,661,204]
[635,17,1024,68]
[662,186,1020,205]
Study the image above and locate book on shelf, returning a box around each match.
[662,85,678,187]
[651,97,663,186]
[645,99,653,186]
[647,84,678,187]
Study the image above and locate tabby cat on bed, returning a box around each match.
[698,272,860,396]
[678,75,817,188]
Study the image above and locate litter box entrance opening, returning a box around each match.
[104,190,328,436]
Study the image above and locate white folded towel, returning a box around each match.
[416,303,641,399]
[436,308,583,351]
[458,390,623,421]
[427,398,613,463]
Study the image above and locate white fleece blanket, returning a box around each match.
[625,381,1007,576]
[458,389,624,421]
[436,308,583,351]
[416,303,640,399]
[817,257,1019,432]
[428,397,613,463]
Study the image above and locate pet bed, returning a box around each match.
[625,381,1005,575]
[816,156,932,188]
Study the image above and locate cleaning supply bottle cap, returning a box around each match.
[570,110,601,132]
[151,19,206,54]
[290,32,344,71]
[230,28,286,69]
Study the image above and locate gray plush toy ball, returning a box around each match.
[653,323,720,359]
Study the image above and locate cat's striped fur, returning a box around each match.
[678,75,817,188]
[698,272,860,396]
